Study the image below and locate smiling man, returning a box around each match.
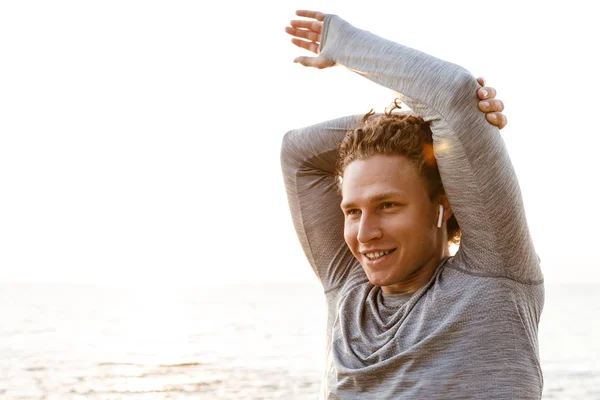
[280,10,543,400]
[341,153,448,294]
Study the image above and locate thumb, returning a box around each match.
[294,56,317,67]
[294,56,334,69]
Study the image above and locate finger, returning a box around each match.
[285,26,320,42]
[295,10,326,21]
[477,86,497,100]
[293,56,320,68]
[294,57,334,69]
[476,76,486,87]
[486,112,508,130]
[290,19,322,33]
[478,98,505,113]
[291,38,319,54]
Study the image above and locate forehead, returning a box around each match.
[341,154,426,202]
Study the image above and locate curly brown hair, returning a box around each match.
[336,102,461,244]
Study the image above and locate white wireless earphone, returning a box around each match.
[437,204,444,228]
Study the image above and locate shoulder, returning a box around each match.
[434,258,544,314]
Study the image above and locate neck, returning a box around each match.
[381,242,450,295]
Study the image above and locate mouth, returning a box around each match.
[363,248,396,261]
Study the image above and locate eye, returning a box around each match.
[381,202,397,209]
[346,209,361,216]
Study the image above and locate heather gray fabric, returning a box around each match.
[280,14,544,399]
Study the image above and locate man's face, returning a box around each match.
[341,154,444,294]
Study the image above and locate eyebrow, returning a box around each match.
[340,191,406,210]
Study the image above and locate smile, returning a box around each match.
[364,249,395,260]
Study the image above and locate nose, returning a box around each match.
[357,213,382,243]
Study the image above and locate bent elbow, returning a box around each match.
[447,68,480,107]
[280,129,300,169]
[449,67,481,109]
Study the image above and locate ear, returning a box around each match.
[439,194,453,223]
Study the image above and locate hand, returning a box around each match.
[476,77,507,130]
[285,10,336,69]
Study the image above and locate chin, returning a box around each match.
[364,269,401,288]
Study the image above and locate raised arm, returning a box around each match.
[281,115,363,292]
[287,11,540,283]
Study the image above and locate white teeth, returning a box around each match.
[365,250,391,259]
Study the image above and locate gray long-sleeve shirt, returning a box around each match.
[280,15,544,399]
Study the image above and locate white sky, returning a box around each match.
[1,1,598,286]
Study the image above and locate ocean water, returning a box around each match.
[0,282,598,399]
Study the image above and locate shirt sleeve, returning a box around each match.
[319,15,542,283]
[280,115,366,291]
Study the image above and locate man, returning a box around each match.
[281,10,542,399]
